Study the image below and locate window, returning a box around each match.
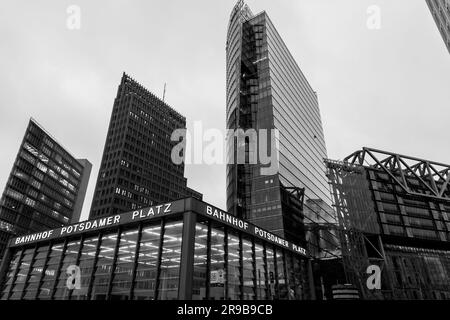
[28,189,38,199]
[157,221,183,300]
[24,197,36,208]
[23,245,50,300]
[133,224,161,300]
[266,247,276,299]
[242,239,255,300]
[20,150,35,165]
[37,162,48,173]
[276,249,288,300]
[192,223,208,300]
[110,229,139,300]
[48,169,58,180]
[209,227,225,300]
[9,248,35,300]
[6,188,23,202]
[31,179,41,190]
[255,243,267,299]
[42,146,52,157]
[53,240,81,300]
[38,243,63,300]
[1,250,23,299]
[285,253,301,300]
[91,232,118,300]
[227,232,241,299]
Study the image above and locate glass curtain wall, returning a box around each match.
[110,229,139,299]
[157,221,183,300]
[1,217,307,300]
[133,224,161,300]
[71,236,98,300]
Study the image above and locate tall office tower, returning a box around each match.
[426,0,450,54]
[89,73,202,220]
[0,118,92,259]
[226,1,334,245]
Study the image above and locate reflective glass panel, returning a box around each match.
[227,232,241,299]
[242,239,255,300]
[54,239,81,300]
[157,221,183,300]
[133,224,161,300]
[23,245,50,300]
[110,229,139,300]
[209,227,225,300]
[91,232,118,300]
[38,243,63,299]
[255,243,268,300]
[192,222,208,300]
[71,236,98,300]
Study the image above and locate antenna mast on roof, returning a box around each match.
[163,83,167,102]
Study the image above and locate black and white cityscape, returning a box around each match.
[0,0,449,302]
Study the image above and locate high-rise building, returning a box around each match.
[225,1,334,245]
[426,0,450,54]
[89,73,201,220]
[326,147,450,300]
[0,118,92,260]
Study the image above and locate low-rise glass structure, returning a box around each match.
[0,198,309,300]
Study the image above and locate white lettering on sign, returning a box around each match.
[60,215,120,236]
[291,244,307,256]
[206,205,248,230]
[254,226,290,248]
[132,203,172,220]
[15,230,54,245]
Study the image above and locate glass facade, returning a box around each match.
[157,221,183,300]
[0,206,309,300]
[0,119,91,262]
[326,153,450,300]
[208,227,226,300]
[426,0,450,54]
[71,236,98,300]
[384,245,450,300]
[225,2,337,251]
[133,224,161,300]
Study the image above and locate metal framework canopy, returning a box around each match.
[343,147,450,202]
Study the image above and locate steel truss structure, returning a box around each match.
[325,158,385,299]
[327,147,450,299]
[344,147,450,201]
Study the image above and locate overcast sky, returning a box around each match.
[1,0,449,221]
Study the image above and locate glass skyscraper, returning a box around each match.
[0,118,92,262]
[226,1,333,245]
[426,0,450,54]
